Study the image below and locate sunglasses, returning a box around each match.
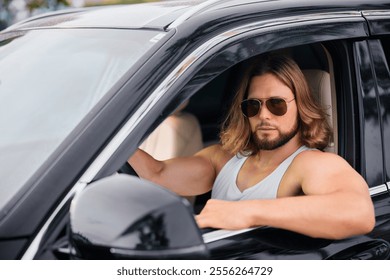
[241,97,295,117]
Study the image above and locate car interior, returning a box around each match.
[136,43,337,212]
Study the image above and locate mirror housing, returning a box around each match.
[69,174,209,259]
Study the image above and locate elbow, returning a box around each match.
[340,191,376,239]
[332,203,376,240]
[356,205,376,235]
[316,195,375,240]
[353,197,376,235]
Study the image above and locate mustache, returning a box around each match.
[255,122,277,130]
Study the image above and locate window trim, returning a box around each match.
[22,11,370,259]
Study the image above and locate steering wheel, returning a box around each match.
[118,161,139,177]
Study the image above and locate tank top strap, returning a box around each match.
[211,145,313,200]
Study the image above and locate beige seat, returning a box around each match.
[139,102,203,204]
[302,69,336,153]
[139,111,203,159]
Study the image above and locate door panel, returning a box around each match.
[353,40,385,186]
[372,39,390,183]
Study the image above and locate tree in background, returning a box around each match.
[26,0,69,11]
[1,0,69,29]
[0,0,160,29]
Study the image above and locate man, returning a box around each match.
[129,54,375,240]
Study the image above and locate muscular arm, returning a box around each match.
[196,151,375,239]
[128,145,227,196]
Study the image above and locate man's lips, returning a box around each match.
[256,124,276,131]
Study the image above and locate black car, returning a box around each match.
[1,0,390,260]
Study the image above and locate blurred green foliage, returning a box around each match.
[25,0,69,12]
[85,0,160,7]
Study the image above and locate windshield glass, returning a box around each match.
[0,28,162,210]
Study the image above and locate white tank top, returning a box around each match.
[211,145,311,200]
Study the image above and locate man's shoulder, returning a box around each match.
[198,144,233,171]
[199,143,228,155]
[291,149,348,172]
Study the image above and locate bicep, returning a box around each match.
[160,154,216,195]
[298,152,369,196]
[148,145,223,196]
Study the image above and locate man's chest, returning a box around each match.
[235,160,302,196]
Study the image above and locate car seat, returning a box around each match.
[302,69,336,153]
[139,100,203,159]
[139,100,203,204]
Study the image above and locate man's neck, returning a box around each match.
[253,135,302,168]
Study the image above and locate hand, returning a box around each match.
[195,199,254,230]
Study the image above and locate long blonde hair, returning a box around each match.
[220,54,332,155]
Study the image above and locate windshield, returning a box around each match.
[0,28,163,210]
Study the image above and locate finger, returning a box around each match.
[195,214,209,229]
[194,214,203,227]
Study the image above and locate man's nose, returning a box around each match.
[257,103,272,119]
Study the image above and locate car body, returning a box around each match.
[1,0,390,259]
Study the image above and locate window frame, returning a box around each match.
[23,11,379,259]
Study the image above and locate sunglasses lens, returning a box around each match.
[241,98,289,117]
[241,99,260,117]
[266,98,288,116]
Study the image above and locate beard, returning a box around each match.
[252,122,299,151]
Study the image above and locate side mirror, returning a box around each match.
[69,174,209,259]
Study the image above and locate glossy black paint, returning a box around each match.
[69,174,208,259]
[370,193,390,242]
[364,12,390,35]
[354,40,385,186]
[70,174,390,260]
[366,39,390,182]
[207,227,390,260]
[0,0,390,259]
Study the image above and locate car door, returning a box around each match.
[164,10,389,258]
[85,9,389,259]
[362,10,390,191]
[358,10,390,242]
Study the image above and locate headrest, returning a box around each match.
[302,69,332,128]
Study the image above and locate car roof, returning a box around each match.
[4,0,390,32]
[4,1,198,31]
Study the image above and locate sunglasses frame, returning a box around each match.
[240,97,295,117]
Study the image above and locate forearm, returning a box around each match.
[128,149,214,196]
[197,191,375,239]
[245,192,375,239]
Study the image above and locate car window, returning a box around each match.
[0,29,163,210]
[376,39,390,182]
[185,44,335,149]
